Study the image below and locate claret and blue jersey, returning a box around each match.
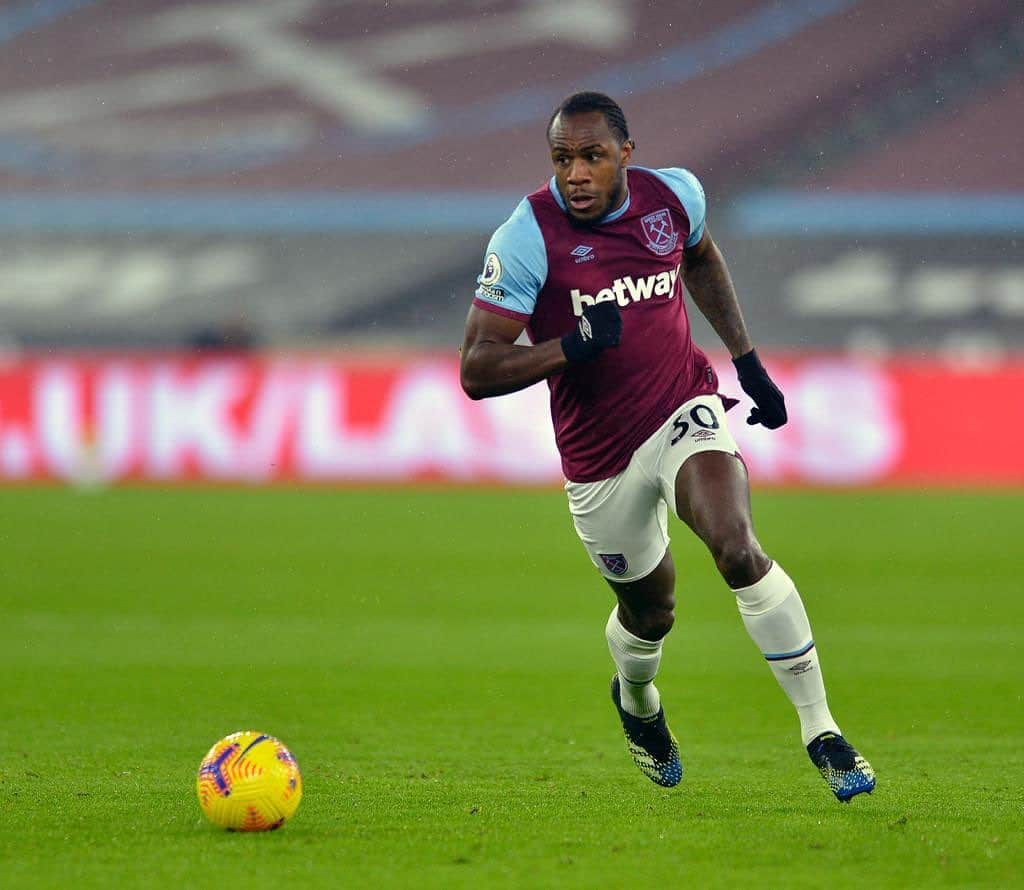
[472,166,723,483]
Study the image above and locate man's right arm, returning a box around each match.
[460,306,568,400]
[460,302,623,400]
[462,196,622,400]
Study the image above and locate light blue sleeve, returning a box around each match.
[648,167,707,247]
[474,198,547,318]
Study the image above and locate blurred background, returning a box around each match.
[0,0,1022,487]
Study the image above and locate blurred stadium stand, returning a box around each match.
[0,0,1021,354]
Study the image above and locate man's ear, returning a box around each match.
[621,138,634,165]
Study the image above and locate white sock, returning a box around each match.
[605,607,663,718]
[733,562,840,745]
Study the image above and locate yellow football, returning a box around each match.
[196,731,302,831]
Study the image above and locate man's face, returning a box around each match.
[549,111,632,225]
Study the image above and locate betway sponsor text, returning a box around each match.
[570,267,679,316]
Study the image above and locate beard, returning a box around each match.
[565,168,627,228]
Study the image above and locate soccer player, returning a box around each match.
[459,91,875,802]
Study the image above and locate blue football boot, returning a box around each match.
[610,675,683,788]
[806,731,876,802]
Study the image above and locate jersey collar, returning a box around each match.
[548,176,631,225]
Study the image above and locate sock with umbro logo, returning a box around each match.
[732,562,841,745]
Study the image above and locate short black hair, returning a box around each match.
[547,91,632,145]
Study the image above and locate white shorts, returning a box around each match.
[564,394,740,582]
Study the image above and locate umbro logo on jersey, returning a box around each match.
[570,245,593,257]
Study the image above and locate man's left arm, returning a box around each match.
[683,228,788,429]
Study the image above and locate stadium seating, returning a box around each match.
[0,0,1020,349]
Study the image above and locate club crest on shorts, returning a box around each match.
[640,209,678,256]
[599,553,629,576]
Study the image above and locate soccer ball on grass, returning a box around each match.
[196,731,302,831]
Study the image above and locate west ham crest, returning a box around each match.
[599,553,629,576]
[640,208,679,256]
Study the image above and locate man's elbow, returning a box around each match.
[462,379,487,400]
[459,362,488,400]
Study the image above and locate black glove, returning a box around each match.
[733,348,787,429]
[561,302,622,363]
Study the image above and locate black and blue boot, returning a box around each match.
[807,731,876,802]
[610,675,683,788]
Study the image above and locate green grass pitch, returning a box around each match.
[1,487,1021,887]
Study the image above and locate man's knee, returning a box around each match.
[615,586,676,641]
[709,529,768,588]
[609,550,677,640]
[628,605,675,641]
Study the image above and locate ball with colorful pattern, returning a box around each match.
[196,731,302,831]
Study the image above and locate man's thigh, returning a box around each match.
[652,394,742,518]
[564,460,667,583]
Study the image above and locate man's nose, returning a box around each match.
[567,159,590,183]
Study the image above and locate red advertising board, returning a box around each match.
[0,353,1021,486]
